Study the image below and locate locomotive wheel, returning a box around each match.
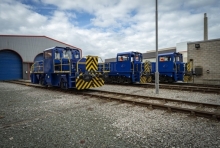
[39,77,44,86]
[60,79,65,89]
[102,73,109,80]
[117,76,121,83]
[125,77,131,84]
[168,77,174,83]
[160,76,165,82]
[118,76,124,84]
[121,77,126,84]
[109,76,115,83]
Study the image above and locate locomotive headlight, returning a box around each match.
[79,75,83,79]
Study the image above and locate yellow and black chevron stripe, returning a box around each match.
[183,75,192,82]
[76,77,104,90]
[90,77,104,88]
[184,61,193,82]
[140,76,147,84]
[140,60,152,83]
[186,61,192,72]
[86,56,98,72]
[147,76,152,83]
[143,60,151,73]
[76,78,92,90]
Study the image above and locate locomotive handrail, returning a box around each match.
[76,56,87,73]
[98,62,110,72]
[99,56,109,72]
[30,60,44,73]
[98,57,104,63]
[131,62,134,74]
[53,58,71,73]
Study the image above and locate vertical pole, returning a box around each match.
[155,0,159,94]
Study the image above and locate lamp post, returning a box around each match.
[155,0,159,94]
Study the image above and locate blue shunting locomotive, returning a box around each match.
[98,51,151,84]
[150,52,192,83]
[30,46,104,90]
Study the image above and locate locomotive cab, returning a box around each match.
[151,52,185,83]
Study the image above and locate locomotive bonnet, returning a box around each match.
[30,46,105,90]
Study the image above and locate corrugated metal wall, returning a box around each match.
[0,36,79,62]
[0,35,81,80]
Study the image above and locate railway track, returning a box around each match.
[3,80,220,121]
[158,82,220,88]
[106,83,220,94]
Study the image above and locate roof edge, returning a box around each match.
[0,34,82,53]
[187,38,220,44]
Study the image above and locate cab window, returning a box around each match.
[55,51,60,59]
[175,56,180,62]
[44,50,52,59]
[75,53,79,59]
[118,55,129,61]
[159,56,171,62]
[63,50,72,59]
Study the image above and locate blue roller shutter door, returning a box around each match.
[0,50,22,80]
[34,53,43,62]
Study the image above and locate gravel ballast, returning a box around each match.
[0,82,220,147]
[93,85,220,104]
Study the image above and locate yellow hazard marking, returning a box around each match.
[86,56,98,72]
[76,77,104,90]
[140,76,147,84]
[147,76,152,83]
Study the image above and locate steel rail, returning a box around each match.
[84,89,220,108]
[77,91,220,120]
[106,83,220,94]
[4,80,220,120]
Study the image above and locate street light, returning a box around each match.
[155,0,159,94]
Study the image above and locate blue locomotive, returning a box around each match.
[150,52,192,83]
[30,46,104,90]
[98,51,151,84]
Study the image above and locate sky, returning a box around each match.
[0,0,220,59]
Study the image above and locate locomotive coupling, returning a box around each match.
[79,72,93,82]
[83,74,93,82]
[141,72,151,76]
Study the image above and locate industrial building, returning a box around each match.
[0,35,81,80]
[142,47,176,62]
[188,38,220,84]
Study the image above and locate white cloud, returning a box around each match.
[0,0,220,60]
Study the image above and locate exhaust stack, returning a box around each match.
[204,13,208,40]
